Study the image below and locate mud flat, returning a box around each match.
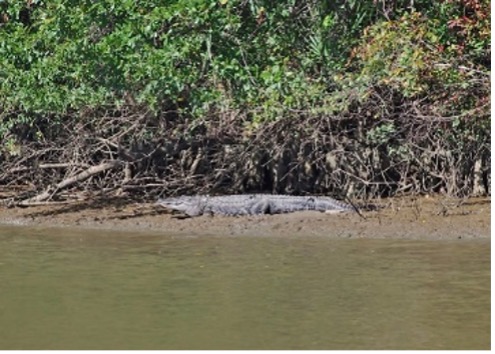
[0,196,490,240]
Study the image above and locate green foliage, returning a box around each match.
[350,11,459,97]
[337,1,489,124]
[0,0,490,141]
[366,122,396,145]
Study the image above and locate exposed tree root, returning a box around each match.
[0,84,490,205]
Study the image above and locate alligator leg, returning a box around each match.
[250,198,273,215]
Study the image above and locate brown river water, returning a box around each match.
[0,225,490,349]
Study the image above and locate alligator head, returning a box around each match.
[156,196,208,217]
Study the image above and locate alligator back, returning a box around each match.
[157,194,353,216]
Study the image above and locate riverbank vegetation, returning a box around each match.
[0,0,490,205]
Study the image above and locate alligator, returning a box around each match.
[156,194,354,217]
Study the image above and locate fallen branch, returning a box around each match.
[19,161,121,205]
[17,200,75,207]
[8,162,90,174]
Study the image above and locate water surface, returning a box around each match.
[0,226,490,349]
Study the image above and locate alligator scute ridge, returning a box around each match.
[156,194,354,217]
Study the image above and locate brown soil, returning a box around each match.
[0,196,490,240]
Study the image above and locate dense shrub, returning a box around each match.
[0,0,490,199]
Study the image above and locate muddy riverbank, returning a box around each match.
[0,196,489,240]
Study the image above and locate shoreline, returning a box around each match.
[0,196,490,240]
